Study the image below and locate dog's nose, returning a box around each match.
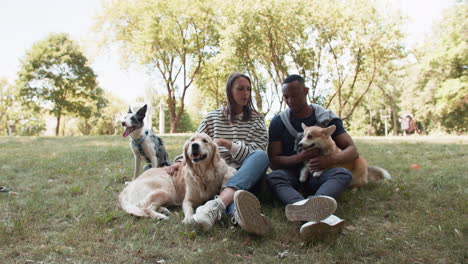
[191,143,200,152]
[121,121,125,126]
[298,143,303,148]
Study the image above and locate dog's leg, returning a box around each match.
[134,155,141,178]
[140,190,171,220]
[182,199,194,224]
[149,155,158,170]
[299,166,309,182]
[157,207,171,216]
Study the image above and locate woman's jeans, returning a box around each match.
[223,150,269,216]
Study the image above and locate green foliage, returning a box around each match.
[16,33,107,135]
[151,98,197,133]
[0,79,46,136]
[97,0,220,132]
[404,4,467,134]
[76,92,127,135]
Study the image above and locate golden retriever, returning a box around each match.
[298,124,391,190]
[181,133,236,223]
[119,133,236,221]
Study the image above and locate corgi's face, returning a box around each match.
[298,124,336,151]
[121,105,147,137]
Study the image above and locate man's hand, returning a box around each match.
[307,155,335,171]
[298,148,320,163]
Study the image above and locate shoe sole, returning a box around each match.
[285,196,337,222]
[234,190,270,236]
[300,220,346,240]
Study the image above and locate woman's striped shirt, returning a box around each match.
[196,107,268,169]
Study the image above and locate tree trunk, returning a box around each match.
[170,119,177,134]
[56,114,61,136]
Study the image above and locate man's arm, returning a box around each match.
[268,140,319,170]
[307,132,359,171]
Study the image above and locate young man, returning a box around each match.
[267,74,357,240]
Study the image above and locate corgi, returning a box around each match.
[297,124,391,190]
[122,104,170,178]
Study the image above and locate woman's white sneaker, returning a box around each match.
[233,190,270,236]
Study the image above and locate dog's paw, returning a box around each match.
[312,171,322,177]
[182,216,194,225]
[157,207,171,216]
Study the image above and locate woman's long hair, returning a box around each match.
[224,72,259,123]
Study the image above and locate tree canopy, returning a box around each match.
[17,33,107,136]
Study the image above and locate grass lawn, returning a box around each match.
[1,135,467,263]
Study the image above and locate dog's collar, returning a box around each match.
[132,129,149,146]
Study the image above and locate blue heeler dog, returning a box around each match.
[121,104,170,178]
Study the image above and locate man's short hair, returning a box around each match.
[282,74,305,85]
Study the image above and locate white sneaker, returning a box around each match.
[232,190,270,236]
[285,195,337,222]
[192,198,226,232]
[299,215,346,240]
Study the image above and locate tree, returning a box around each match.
[404,3,467,133]
[97,0,220,133]
[77,92,126,135]
[0,79,46,136]
[17,33,107,136]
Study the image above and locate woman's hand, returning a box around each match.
[214,138,233,150]
[164,162,181,175]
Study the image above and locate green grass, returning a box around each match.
[0,135,467,263]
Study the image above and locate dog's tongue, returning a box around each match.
[123,127,132,137]
[192,154,201,159]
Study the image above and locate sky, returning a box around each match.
[0,0,457,104]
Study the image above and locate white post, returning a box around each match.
[7,120,14,136]
[380,109,391,137]
[159,99,165,134]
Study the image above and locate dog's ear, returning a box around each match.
[136,105,147,118]
[301,123,308,130]
[183,140,193,168]
[210,138,221,167]
[324,125,336,136]
[128,106,132,113]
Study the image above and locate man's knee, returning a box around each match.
[266,169,289,185]
[327,167,353,184]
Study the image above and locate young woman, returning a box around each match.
[180,72,270,235]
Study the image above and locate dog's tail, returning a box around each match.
[119,191,146,217]
[368,166,392,181]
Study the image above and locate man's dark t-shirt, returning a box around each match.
[269,108,346,157]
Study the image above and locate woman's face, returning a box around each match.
[231,77,251,107]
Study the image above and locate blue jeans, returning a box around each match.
[223,150,269,216]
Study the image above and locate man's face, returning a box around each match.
[281,81,309,113]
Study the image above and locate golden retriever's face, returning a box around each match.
[298,124,336,151]
[183,133,218,164]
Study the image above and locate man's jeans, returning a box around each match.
[266,167,352,205]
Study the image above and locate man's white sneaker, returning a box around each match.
[232,190,270,236]
[192,198,225,232]
[285,195,337,222]
[299,215,346,240]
